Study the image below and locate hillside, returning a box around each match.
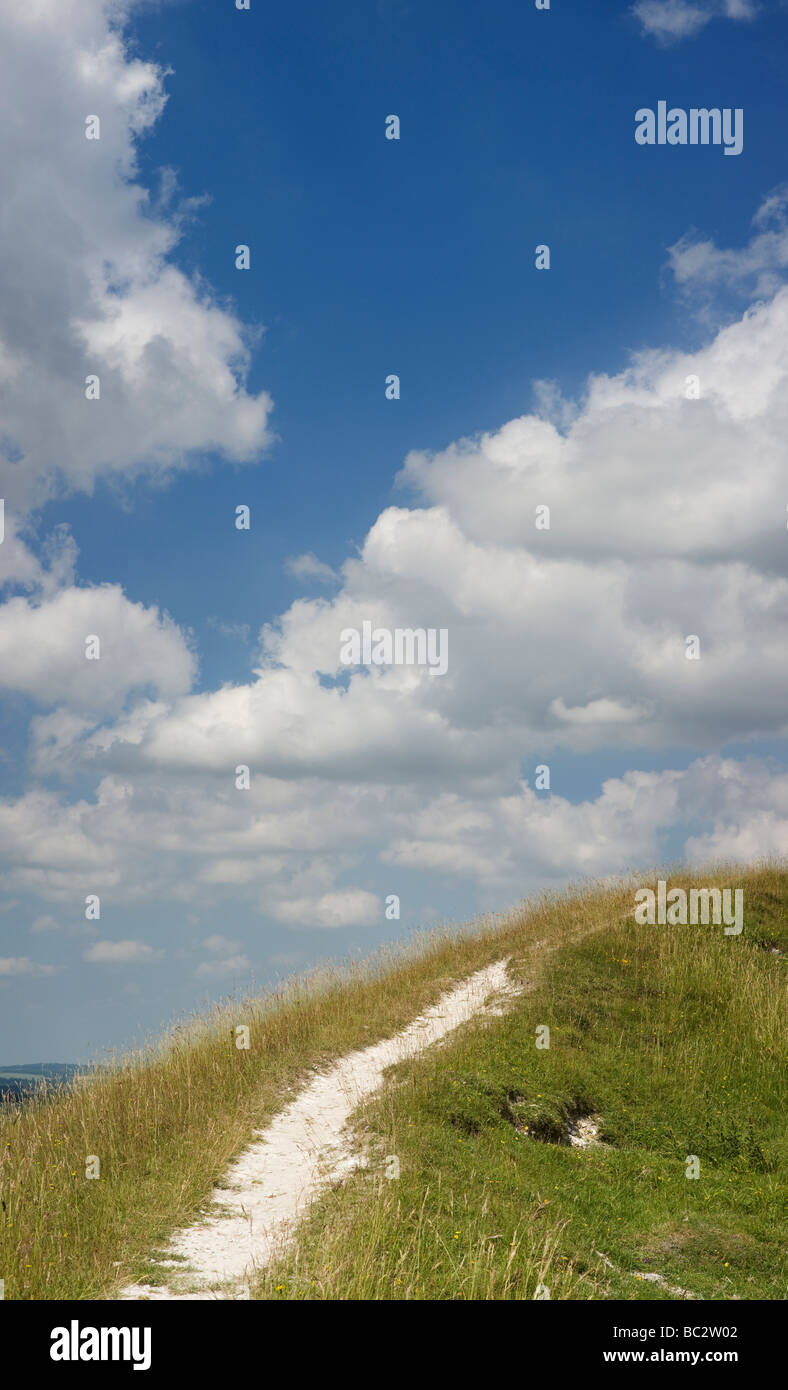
[0,862,785,1301]
[253,865,787,1301]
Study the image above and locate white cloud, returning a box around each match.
[206,617,251,644]
[201,934,240,953]
[633,0,715,40]
[0,5,784,971]
[382,757,788,886]
[0,0,272,517]
[668,186,788,309]
[0,584,195,715]
[0,517,79,596]
[285,553,339,586]
[270,889,380,929]
[83,939,163,963]
[632,0,757,42]
[95,296,788,770]
[3,755,785,926]
[1,227,786,931]
[194,935,252,977]
[195,953,252,977]
[398,286,788,573]
[16,229,788,783]
[551,697,647,726]
[0,956,59,977]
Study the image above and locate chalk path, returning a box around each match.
[119,959,518,1300]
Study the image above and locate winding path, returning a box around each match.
[119,958,517,1300]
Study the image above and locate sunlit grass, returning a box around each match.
[1,861,784,1300]
[254,862,787,1301]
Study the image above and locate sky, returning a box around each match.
[1,0,787,1063]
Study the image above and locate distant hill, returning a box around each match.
[0,1063,81,1103]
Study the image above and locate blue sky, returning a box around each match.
[1,0,787,1063]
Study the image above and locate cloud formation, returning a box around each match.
[0,0,272,518]
[1,2,785,976]
[3,217,788,927]
[632,0,758,43]
[668,187,788,312]
[83,939,163,964]
[0,956,60,978]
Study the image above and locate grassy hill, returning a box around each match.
[0,862,785,1300]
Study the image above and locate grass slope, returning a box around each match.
[253,864,786,1301]
[0,863,784,1300]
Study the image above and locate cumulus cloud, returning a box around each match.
[399,287,788,573]
[285,553,339,586]
[380,756,788,886]
[0,0,272,517]
[195,934,251,976]
[0,517,79,596]
[668,186,788,311]
[83,939,163,963]
[13,249,788,788]
[195,953,252,977]
[0,0,785,978]
[0,956,60,977]
[0,584,195,715]
[2,205,787,935]
[2,755,786,926]
[632,0,758,42]
[271,889,380,929]
[201,934,240,954]
[47,275,786,787]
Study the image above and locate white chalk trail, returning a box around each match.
[120,958,517,1300]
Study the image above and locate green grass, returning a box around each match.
[1,862,785,1300]
[0,883,604,1299]
[253,864,787,1301]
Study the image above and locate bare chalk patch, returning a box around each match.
[564,1113,602,1148]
